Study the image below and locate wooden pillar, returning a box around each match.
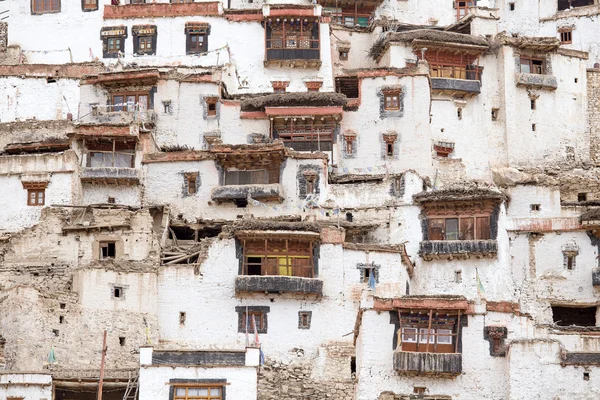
[425,309,433,353]
[455,310,462,354]
[97,330,107,400]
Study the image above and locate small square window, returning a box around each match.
[437,328,453,344]
[578,193,588,202]
[100,242,116,259]
[419,328,436,344]
[401,327,417,343]
[107,196,116,204]
[383,91,400,111]
[584,372,590,381]
[560,29,572,44]
[113,286,124,298]
[339,51,348,61]
[27,189,45,206]
[530,204,541,211]
[298,311,312,329]
[509,2,515,11]
[119,336,126,346]
[206,98,218,116]
[83,0,97,10]
[243,311,265,332]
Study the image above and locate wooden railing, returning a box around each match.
[273,124,335,143]
[430,65,482,81]
[243,258,314,278]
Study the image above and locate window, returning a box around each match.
[111,92,149,112]
[266,19,319,53]
[101,27,127,58]
[399,311,460,353]
[558,0,594,11]
[386,143,394,156]
[424,49,482,81]
[578,193,588,202]
[241,238,315,278]
[383,91,400,111]
[566,255,575,270]
[401,327,418,343]
[560,29,573,44]
[32,0,60,13]
[530,98,536,110]
[346,138,353,155]
[455,1,474,20]
[119,337,126,346]
[113,286,123,298]
[363,267,372,283]
[100,242,116,259]
[272,117,336,148]
[457,107,463,120]
[428,216,490,240]
[298,311,312,329]
[305,174,316,194]
[205,97,218,116]
[339,50,348,61]
[584,372,590,381]
[180,312,186,325]
[86,139,135,168]
[520,57,545,74]
[455,270,462,283]
[186,23,210,54]
[27,189,45,206]
[107,197,116,204]
[509,2,515,10]
[82,0,97,10]
[552,306,596,327]
[243,311,265,331]
[532,123,536,131]
[186,174,197,194]
[133,25,156,55]
[530,204,540,211]
[335,77,359,99]
[174,387,223,400]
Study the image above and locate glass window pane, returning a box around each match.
[445,219,459,240]
[402,327,417,343]
[175,388,186,395]
[138,95,148,111]
[419,328,435,344]
[210,387,222,395]
[197,388,209,395]
[437,329,452,344]
[520,59,531,74]
[114,153,133,168]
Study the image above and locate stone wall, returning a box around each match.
[258,347,355,400]
[0,22,7,53]
[589,69,600,165]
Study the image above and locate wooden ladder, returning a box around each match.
[123,374,139,400]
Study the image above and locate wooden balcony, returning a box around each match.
[419,240,498,260]
[80,167,140,185]
[393,351,462,377]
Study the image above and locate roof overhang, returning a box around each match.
[265,106,344,117]
[82,69,160,87]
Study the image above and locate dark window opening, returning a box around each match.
[119,337,126,346]
[492,108,499,121]
[100,242,116,259]
[59,316,64,324]
[578,193,587,202]
[531,99,536,110]
[509,2,515,10]
[53,329,59,336]
[235,198,248,208]
[363,267,372,283]
[387,143,394,156]
[531,204,541,211]
[180,312,186,325]
[567,255,575,270]
[265,19,320,62]
[246,257,263,275]
[552,306,597,327]
[225,169,269,185]
[60,303,66,309]
[558,0,594,11]
[114,286,123,298]
[339,51,348,61]
[335,77,359,99]
[584,372,590,381]
[532,123,536,131]
[306,178,316,194]
[350,356,356,374]
[107,196,116,204]
[346,212,353,222]
[242,311,265,332]
[457,108,463,120]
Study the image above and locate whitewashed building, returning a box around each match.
[1,0,600,399]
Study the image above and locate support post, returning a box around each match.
[97,330,107,400]
[425,309,433,353]
[455,310,462,353]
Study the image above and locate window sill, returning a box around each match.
[31,10,62,15]
[419,240,498,260]
[235,275,323,297]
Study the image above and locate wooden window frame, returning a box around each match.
[520,57,546,75]
[266,20,320,51]
[455,1,474,21]
[32,0,60,14]
[27,189,45,206]
[427,215,491,241]
[298,311,311,329]
[82,0,98,11]
[205,97,218,117]
[100,241,117,259]
[173,386,223,400]
[85,138,136,169]
[242,238,315,278]
[188,33,207,54]
[397,309,462,354]
[383,90,401,111]
[272,117,336,145]
[559,28,573,44]
[111,92,150,112]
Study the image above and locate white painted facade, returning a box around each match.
[2,1,600,400]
